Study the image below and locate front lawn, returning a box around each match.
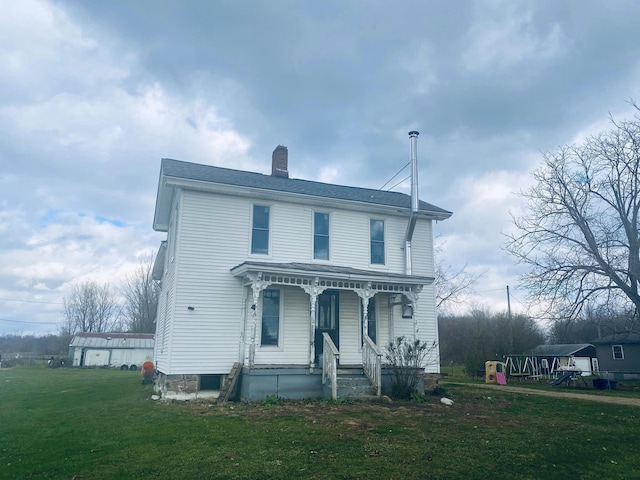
[1,366,639,479]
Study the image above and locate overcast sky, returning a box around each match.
[2,0,639,336]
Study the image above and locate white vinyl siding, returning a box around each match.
[409,220,434,276]
[166,190,248,374]
[337,291,361,365]
[270,204,311,260]
[158,187,439,373]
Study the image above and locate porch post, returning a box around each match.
[302,278,326,371]
[247,273,272,367]
[356,282,376,342]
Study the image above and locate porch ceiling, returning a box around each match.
[230,261,433,290]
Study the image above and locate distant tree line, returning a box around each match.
[438,304,638,375]
[0,334,69,357]
[438,308,545,375]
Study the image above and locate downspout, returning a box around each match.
[404,131,420,276]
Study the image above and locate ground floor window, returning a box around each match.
[261,289,280,346]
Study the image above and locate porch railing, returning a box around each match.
[322,332,340,400]
[363,335,382,397]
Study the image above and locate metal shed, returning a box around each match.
[69,333,154,370]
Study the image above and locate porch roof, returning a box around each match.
[230,261,434,289]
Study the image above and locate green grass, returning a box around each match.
[2,366,640,479]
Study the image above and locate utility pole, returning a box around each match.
[507,285,513,352]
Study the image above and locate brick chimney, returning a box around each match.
[271,145,289,178]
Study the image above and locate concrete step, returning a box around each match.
[337,367,367,375]
[336,373,376,398]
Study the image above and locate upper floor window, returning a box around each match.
[612,345,624,360]
[251,205,270,255]
[261,289,280,346]
[314,212,329,260]
[370,219,385,265]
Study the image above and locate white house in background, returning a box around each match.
[151,132,452,400]
[69,333,154,370]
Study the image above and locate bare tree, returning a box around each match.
[434,240,482,312]
[121,252,160,333]
[507,104,640,322]
[550,304,637,343]
[435,261,482,311]
[63,281,121,334]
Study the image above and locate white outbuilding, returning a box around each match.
[69,333,154,370]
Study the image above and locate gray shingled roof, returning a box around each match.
[161,158,452,218]
[528,344,596,357]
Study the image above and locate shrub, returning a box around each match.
[385,336,437,399]
[261,394,279,406]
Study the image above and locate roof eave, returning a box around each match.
[230,262,434,286]
[161,174,449,218]
[153,167,176,232]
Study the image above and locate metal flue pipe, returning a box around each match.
[405,131,420,276]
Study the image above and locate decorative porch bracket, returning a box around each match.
[302,278,327,371]
[355,282,376,341]
[246,272,272,367]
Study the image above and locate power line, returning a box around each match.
[379,161,410,190]
[0,296,64,305]
[386,175,411,192]
[474,288,505,294]
[0,317,62,325]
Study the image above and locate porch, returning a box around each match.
[230,261,433,400]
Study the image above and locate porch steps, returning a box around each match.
[336,368,378,398]
[218,362,242,403]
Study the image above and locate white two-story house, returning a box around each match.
[151,132,451,400]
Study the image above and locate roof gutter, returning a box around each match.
[404,131,420,276]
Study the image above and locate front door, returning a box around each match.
[315,290,339,364]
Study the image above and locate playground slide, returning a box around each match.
[549,372,574,386]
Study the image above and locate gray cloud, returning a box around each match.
[2,0,640,333]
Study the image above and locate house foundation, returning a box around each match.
[154,371,219,400]
[154,367,426,401]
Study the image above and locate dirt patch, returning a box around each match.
[445,382,640,407]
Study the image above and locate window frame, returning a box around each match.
[313,211,330,260]
[370,218,385,265]
[251,204,271,255]
[612,344,624,360]
[260,289,282,348]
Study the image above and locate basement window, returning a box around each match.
[200,374,221,391]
